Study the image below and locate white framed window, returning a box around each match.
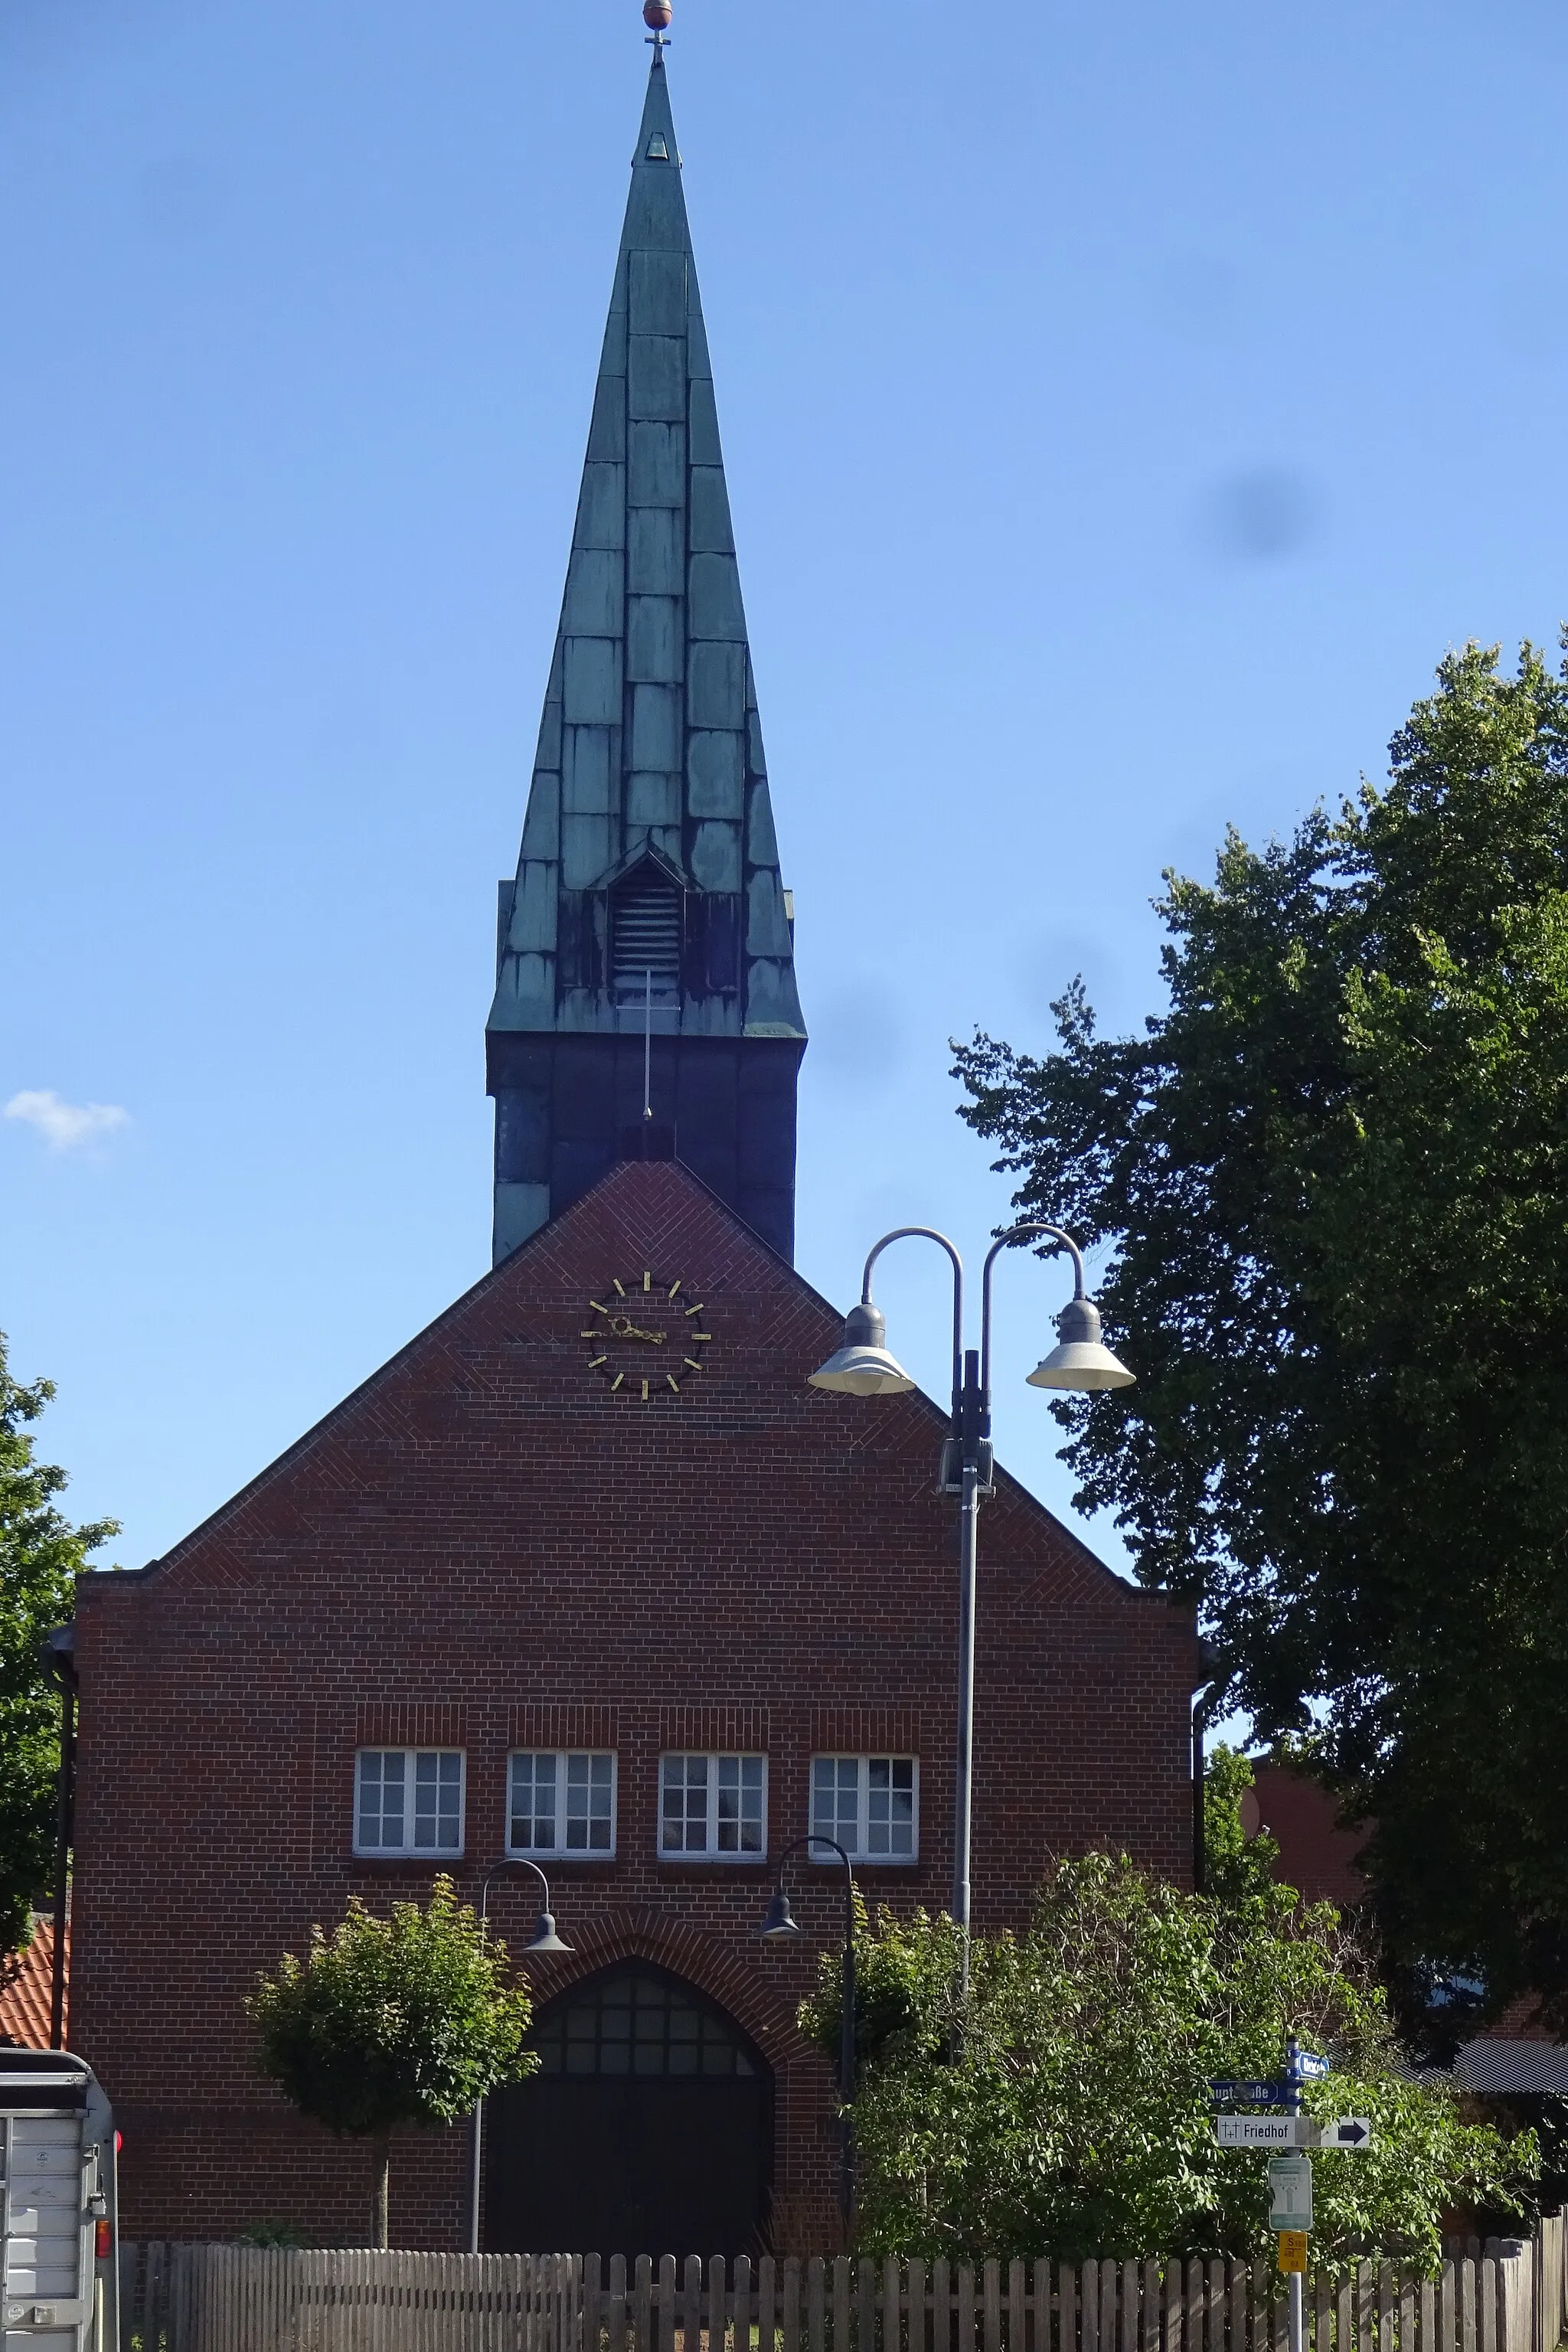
[810,1756,919,1862]
[508,1751,617,1858]
[659,1753,767,1860]
[354,1749,465,1856]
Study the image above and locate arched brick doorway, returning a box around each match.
[485,1960,774,2258]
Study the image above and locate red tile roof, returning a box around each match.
[0,1919,67,2050]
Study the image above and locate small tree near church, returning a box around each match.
[248,1877,537,2247]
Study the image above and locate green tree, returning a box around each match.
[952,641,1568,2032]
[247,1877,537,2246]
[1203,1745,1282,1909]
[0,1333,117,1955]
[802,1854,1531,2265]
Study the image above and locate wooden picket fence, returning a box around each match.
[116,2228,1568,2352]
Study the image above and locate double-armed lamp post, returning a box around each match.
[808,1223,1133,1988]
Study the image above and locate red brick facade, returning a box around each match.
[71,1160,1198,2249]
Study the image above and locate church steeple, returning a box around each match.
[486,47,807,1265]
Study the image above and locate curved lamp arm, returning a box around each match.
[860,1228,965,1403]
[479,1855,553,1926]
[979,1221,1087,1391]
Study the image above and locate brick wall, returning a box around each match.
[72,1160,1197,2247]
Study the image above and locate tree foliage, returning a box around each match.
[802,1854,1532,2265]
[248,1877,537,2245]
[1202,1745,1282,1909]
[0,1332,117,1955]
[952,642,1568,2027]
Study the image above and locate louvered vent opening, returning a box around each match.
[612,867,682,1004]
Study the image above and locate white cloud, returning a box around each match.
[4,1090,131,1151]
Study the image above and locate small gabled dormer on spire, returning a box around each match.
[486,20,807,1265]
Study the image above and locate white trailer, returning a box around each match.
[0,2053,117,2352]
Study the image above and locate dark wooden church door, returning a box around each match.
[485,1962,773,2259]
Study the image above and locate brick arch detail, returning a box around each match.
[519,1912,822,2079]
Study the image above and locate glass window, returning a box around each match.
[354,1749,464,1856]
[809,1756,918,1862]
[531,1966,756,2078]
[659,1754,767,1860]
[508,1752,616,1858]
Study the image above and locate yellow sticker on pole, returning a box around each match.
[1277,2233,1308,2275]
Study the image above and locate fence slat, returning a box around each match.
[712,2256,730,2352]
[808,2257,827,2352]
[933,2260,952,2352]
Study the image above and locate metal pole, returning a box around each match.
[1285,2037,1305,2352]
[48,1636,75,2052]
[839,1854,856,2236]
[469,1857,555,2253]
[954,1452,980,1985]
[469,1871,495,2255]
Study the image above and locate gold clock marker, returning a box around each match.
[643,1271,652,1291]
[667,1376,681,1393]
[590,1354,608,1369]
[668,1281,682,1299]
[609,1372,625,1391]
[684,1357,703,1373]
[684,1303,704,1317]
[641,1379,649,1401]
[612,1279,626,1296]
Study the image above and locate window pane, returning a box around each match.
[564,1753,614,1854]
[867,1758,916,1857]
[413,1750,462,1852]
[661,1756,708,1853]
[811,1757,858,1854]
[358,1750,407,1851]
[509,1753,558,1854]
[717,1755,765,1854]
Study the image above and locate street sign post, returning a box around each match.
[1216,2116,1317,2148]
[1209,2079,1296,2106]
[1215,2116,1374,2150]
[1267,2157,1314,2232]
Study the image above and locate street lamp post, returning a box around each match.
[468,1857,573,2256]
[808,1223,1132,1989]
[759,1834,857,2235]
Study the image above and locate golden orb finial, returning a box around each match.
[643,0,672,28]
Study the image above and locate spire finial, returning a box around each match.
[643,0,671,54]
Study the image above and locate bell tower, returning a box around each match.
[485,41,807,1263]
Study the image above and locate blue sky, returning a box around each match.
[5,0,1568,1586]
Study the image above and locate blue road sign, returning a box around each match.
[1289,2050,1331,2081]
[1210,2079,1294,2105]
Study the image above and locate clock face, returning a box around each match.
[582,1272,714,1401]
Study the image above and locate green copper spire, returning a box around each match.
[485,51,808,1263]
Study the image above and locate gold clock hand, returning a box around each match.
[607,1315,667,1344]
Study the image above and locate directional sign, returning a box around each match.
[1289,2049,1331,2082]
[1217,2115,1316,2148]
[1268,2156,1314,2232]
[1210,2079,1295,2105]
[1318,2118,1374,2150]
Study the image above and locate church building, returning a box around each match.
[69,33,1200,2256]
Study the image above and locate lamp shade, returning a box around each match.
[808,1302,915,1396]
[1026,1295,1135,1393]
[759,1886,801,1939]
[525,1911,574,1955]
